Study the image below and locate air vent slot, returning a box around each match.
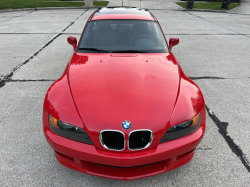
[100,131,125,151]
[129,130,153,150]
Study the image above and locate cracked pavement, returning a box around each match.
[1,5,250,186]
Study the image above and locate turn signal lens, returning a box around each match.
[160,113,201,143]
[190,114,200,127]
[49,115,59,128]
[48,114,93,145]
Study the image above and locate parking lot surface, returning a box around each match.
[1,4,250,187]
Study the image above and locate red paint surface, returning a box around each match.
[68,53,180,151]
[43,10,206,180]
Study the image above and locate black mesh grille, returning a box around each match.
[129,131,152,150]
[101,131,124,150]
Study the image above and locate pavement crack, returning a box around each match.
[0,80,5,88]
[190,77,250,80]
[185,11,242,35]
[206,106,250,172]
[1,11,34,23]
[185,12,250,40]
[0,9,89,89]
[189,76,225,80]
[6,79,56,82]
[196,147,212,150]
[62,33,81,35]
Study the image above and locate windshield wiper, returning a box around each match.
[112,50,148,53]
[78,48,110,53]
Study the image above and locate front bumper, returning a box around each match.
[44,120,205,180]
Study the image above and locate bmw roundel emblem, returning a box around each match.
[122,120,131,130]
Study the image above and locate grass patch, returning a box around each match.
[0,0,109,10]
[176,2,241,10]
[93,1,109,6]
[0,2,84,10]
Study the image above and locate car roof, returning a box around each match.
[91,7,155,21]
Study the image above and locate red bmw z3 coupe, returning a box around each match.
[43,7,206,180]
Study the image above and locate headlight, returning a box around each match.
[160,113,201,143]
[49,114,93,145]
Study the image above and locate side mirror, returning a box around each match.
[169,37,179,52]
[67,36,77,51]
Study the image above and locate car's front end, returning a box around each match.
[43,106,205,180]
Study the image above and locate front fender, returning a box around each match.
[43,66,83,129]
[169,74,205,127]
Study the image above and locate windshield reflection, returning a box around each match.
[78,20,168,53]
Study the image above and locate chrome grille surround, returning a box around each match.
[99,130,125,151]
[128,129,153,151]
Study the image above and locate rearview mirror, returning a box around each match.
[169,38,179,52]
[67,36,77,51]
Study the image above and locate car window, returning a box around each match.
[78,20,168,53]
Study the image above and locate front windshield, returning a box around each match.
[77,20,168,53]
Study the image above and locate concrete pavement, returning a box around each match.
[229,0,250,14]
[0,4,250,187]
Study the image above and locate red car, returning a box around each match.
[43,7,206,180]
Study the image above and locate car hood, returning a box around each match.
[68,53,179,134]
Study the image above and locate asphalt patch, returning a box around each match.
[206,105,250,172]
